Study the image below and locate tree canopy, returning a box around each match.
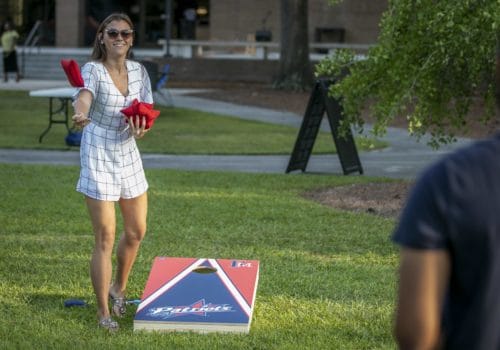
[316,0,500,147]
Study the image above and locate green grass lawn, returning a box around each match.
[0,90,385,154]
[0,164,398,349]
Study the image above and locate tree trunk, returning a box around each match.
[274,0,313,91]
[496,37,500,108]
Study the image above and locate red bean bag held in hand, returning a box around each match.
[120,99,160,130]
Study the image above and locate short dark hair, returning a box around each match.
[91,13,134,61]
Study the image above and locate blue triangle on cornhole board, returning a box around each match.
[135,261,248,324]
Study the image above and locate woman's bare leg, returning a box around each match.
[110,192,148,297]
[86,196,116,319]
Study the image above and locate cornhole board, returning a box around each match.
[134,257,260,333]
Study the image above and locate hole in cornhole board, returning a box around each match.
[192,266,217,274]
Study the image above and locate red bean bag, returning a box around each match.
[120,99,160,129]
[60,59,84,87]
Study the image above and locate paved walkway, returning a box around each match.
[0,79,473,179]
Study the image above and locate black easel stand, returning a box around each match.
[286,79,363,175]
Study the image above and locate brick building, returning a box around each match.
[0,0,387,48]
[210,0,387,44]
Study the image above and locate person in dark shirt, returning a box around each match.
[393,134,500,349]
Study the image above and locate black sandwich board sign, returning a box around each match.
[286,79,363,175]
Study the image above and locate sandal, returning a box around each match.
[98,317,119,332]
[109,293,126,318]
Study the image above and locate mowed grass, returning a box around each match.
[0,164,399,349]
[0,90,384,154]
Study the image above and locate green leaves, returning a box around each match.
[318,0,500,147]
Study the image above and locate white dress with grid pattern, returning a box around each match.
[75,60,153,201]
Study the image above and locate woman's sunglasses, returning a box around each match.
[105,29,134,40]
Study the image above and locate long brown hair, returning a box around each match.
[91,13,134,61]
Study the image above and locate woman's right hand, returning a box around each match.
[72,112,90,129]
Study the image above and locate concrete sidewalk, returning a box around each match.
[0,79,473,179]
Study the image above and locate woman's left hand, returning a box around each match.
[129,115,148,139]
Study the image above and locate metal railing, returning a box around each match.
[156,39,372,60]
[20,20,42,75]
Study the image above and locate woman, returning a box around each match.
[1,21,21,82]
[72,13,152,331]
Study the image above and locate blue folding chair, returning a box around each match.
[155,63,174,107]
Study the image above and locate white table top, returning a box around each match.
[29,87,79,98]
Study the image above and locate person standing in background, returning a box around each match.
[176,0,197,39]
[1,21,21,82]
[85,0,124,45]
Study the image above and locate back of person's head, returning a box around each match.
[91,13,134,61]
